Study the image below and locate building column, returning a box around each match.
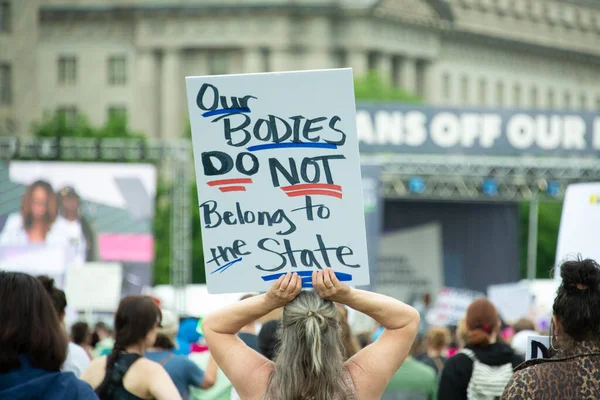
[374,53,393,85]
[347,51,368,78]
[160,49,182,139]
[133,50,160,138]
[270,49,289,72]
[243,48,264,73]
[399,57,417,94]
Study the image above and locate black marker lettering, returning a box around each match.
[201,151,234,176]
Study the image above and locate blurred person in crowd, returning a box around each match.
[336,303,360,360]
[0,272,97,399]
[237,294,259,351]
[438,299,521,400]
[72,321,94,359]
[509,318,538,358]
[383,341,438,400]
[190,353,232,400]
[447,319,469,357]
[178,318,203,355]
[502,259,600,399]
[146,309,216,399]
[356,331,373,349]
[419,327,451,376]
[202,270,420,399]
[81,296,180,400]
[93,322,115,358]
[38,275,91,377]
[413,293,433,337]
[0,180,59,245]
[56,186,98,263]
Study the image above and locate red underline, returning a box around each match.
[286,190,342,199]
[281,183,342,192]
[219,186,246,192]
[207,178,253,186]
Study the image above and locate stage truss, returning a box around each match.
[3,137,600,291]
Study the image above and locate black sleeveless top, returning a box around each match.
[98,353,145,400]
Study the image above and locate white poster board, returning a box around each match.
[555,182,600,279]
[186,69,369,293]
[525,335,551,361]
[487,282,533,325]
[377,223,444,303]
[65,263,123,312]
[426,287,485,326]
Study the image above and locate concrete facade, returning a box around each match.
[1,0,600,139]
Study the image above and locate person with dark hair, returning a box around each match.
[257,320,281,361]
[438,298,522,400]
[0,180,59,244]
[502,259,600,399]
[55,186,98,263]
[146,309,216,399]
[92,322,115,358]
[72,322,94,359]
[202,270,420,400]
[37,275,91,377]
[81,296,181,400]
[0,271,97,399]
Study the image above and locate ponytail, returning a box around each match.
[95,338,124,399]
[304,311,327,373]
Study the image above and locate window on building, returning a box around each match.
[58,56,77,85]
[461,75,469,105]
[57,106,78,126]
[442,73,451,101]
[496,81,504,106]
[579,93,587,110]
[513,84,522,107]
[0,63,11,105]
[530,86,538,108]
[478,78,487,105]
[0,1,10,33]
[548,89,555,109]
[108,56,127,85]
[367,52,379,71]
[107,105,127,122]
[564,91,572,109]
[209,52,229,75]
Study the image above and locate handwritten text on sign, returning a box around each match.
[186,69,369,294]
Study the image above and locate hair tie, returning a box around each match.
[568,283,589,291]
[307,311,315,317]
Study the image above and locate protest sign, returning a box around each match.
[555,182,600,279]
[426,287,485,326]
[487,282,533,325]
[186,69,369,294]
[525,335,551,361]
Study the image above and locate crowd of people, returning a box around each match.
[0,258,599,399]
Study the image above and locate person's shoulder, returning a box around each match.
[53,371,97,399]
[72,377,98,399]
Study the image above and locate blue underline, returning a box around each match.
[210,258,242,274]
[202,107,250,118]
[247,143,338,152]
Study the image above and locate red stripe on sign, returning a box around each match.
[281,183,342,192]
[207,178,253,186]
[219,186,246,192]
[286,190,342,199]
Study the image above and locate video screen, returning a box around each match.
[0,161,157,293]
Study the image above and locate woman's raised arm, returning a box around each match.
[313,269,420,400]
[202,272,302,399]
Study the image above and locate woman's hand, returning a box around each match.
[265,272,302,308]
[312,269,353,304]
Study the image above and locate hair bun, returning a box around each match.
[37,275,56,291]
[560,259,600,291]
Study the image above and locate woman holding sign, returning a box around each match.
[202,269,420,400]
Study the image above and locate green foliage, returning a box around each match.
[354,72,421,103]
[519,201,563,279]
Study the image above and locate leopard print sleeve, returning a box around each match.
[501,369,535,399]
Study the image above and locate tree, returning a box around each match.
[354,72,421,102]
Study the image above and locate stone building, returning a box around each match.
[1,0,600,139]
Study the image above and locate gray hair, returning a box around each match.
[269,290,346,400]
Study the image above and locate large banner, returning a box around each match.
[376,223,444,303]
[0,162,156,294]
[186,69,369,294]
[356,104,600,156]
[555,182,600,279]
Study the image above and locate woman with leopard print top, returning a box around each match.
[502,259,600,400]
